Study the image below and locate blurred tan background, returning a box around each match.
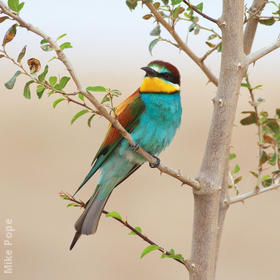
[0,1,279,279]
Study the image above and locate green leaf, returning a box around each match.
[126,0,138,10]
[105,211,123,220]
[171,0,182,5]
[71,109,89,125]
[206,41,216,48]
[101,95,110,104]
[259,17,275,26]
[265,119,279,133]
[17,45,27,63]
[149,38,160,55]
[0,16,9,23]
[49,76,57,86]
[55,76,70,90]
[17,2,24,12]
[208,34,217,40]
[240,111,258,126]
[23,80,34,99]
[150,25,161,36]
[233,164,240,174]
[66,203,81,208]
[86,86,107,92]
[40,39,48,44]
[143,14,153,20]
[128,226,142,235]
[87,114,95,127]
[268,152,276,165]
[217,44,222,52]
[38,65,49,82]
[260,151,268,164]
[229,153,236,160]
[36,84,45,99]
[8,0,18,12]
[56,33,67,40]
[276,108,280,119]
[59,193,70,200]
[162,0,169,4]
[60,42,73,50]
[241,83,251,88]
[53,97,65,109]
[140,245,160,259]
[253,84,263,89]
[2,24,17,46]
[78,93,84,101]
[250,171,258,178]
[234,176,242,184]
[4,70,21,89]
[189,23,195,32]
[195,2,203,11]
[48,56,57,62]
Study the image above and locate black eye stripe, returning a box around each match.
[159,72,179,84]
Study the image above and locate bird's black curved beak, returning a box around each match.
[141,66,159,77]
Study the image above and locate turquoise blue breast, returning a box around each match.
[130,92,182,155]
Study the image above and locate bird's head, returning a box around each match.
[140,60,180,94]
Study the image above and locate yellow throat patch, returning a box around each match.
[140,77,179,93]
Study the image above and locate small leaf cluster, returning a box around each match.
[240,81,280,187]
[59,192,83,208]
[8,0,24,13]
[257,1,280,26]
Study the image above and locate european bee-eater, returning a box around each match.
[70,60,182,250]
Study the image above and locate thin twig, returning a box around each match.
[227,183,280,204]
[245,75,262,191]
[200,42,221,62]
[59,192,194,271]
[143,0,218,86]
[0,1,200,190]
[182,0,217,24]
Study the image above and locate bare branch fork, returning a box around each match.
[59,192,194,271]
[143,0,219,86]
[0,1,201,190]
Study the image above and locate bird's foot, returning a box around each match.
[149,155,160,168]
[130,143,140,152]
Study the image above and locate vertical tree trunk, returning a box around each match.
[189,1,246,279]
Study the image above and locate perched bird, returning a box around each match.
[70,60,182,250]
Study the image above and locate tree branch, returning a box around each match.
[227,183,280,204]
[182,0,217,24]
[246,36,280,66]
[243,0,268,55]
[0,0,200,190]
[59,192,194,271]
[143,1,218,86]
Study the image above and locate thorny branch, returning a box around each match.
[59,192,194,271]
[0,1,200,190]
[143,0,218,86]
[182,0,218,24]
